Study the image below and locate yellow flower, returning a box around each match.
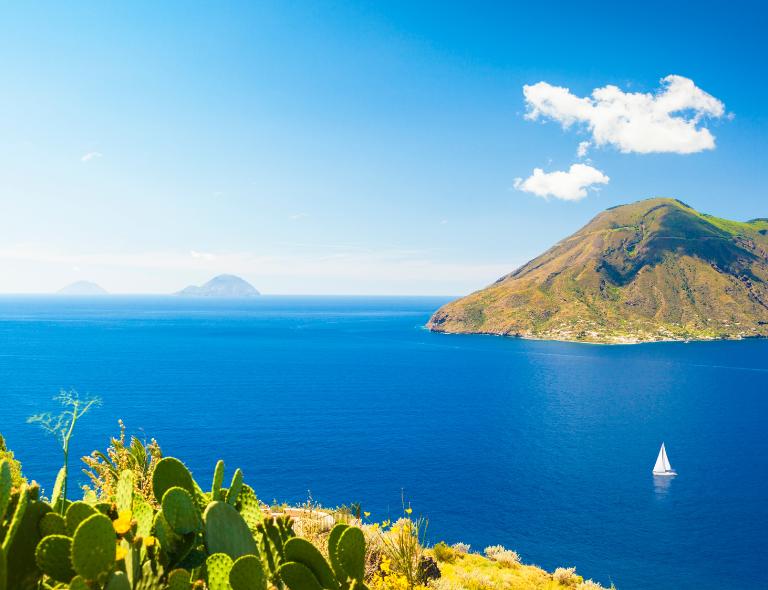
[113,510,132,534]
[363,511,371,518]
[143,535,157,548]
[115,544,128,561]
[382,519,391,528]
[405,507,413,515]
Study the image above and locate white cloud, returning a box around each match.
[514,164,610,201]
[80,151,103,162]
[289,213,309,221]
[190,250,216,261]
[577,141,591,158]
[523,75,726,154]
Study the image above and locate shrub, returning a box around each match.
[432,541,457,563]
[379,516,428,589]
[451,542,471,554]
[553,566,579,585]
[483,545,521,567]
[577,580,608,589]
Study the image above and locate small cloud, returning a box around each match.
[290,213,309,221]
[439,219,448,225]
[190,250,216,261]
[523,75,726,154]
[81,151,103,162]
[514,163,610,201]
[577,141,591,158]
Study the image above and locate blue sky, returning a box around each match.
[0,1,765,294]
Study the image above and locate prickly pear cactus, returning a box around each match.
[0,460,11,522]
[65,502,97,536]
[152,458,196,503]
[4,486,50,590]
[35,534,74,583]
[68,575,91,590]
[236,484,262,532]
[204,502,258,560]
[229,554,266,590]
[161,487,201,535]
[115,470,134,514]
[284,537,337,588]
[278,561,325,590]
[225,469,243,505]
[71,513,116,580]
[167,568,192,590]
[106,571,132,590]
[0,546,6,590]
[335,526,365,584]
[206,553,234,590]
[38,512,66,537]
[211,460,225,500]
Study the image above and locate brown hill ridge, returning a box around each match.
[428,198,768,343]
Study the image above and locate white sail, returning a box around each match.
[652,443,676,475]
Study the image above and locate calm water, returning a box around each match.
[0,296,766,589]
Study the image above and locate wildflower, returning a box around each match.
[364,511,371,518]
[113,510,132,534]
[405,507,412,515]
[382,519,391,528]
[143,535,157,548]
[115,543,128,561]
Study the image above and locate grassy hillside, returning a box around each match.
[428,198,768,343]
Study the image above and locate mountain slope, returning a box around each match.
[428,198,768,343]
[176,274,260,297]
[57,280,108,295]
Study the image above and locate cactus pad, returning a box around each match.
[211,460,225,499]
[35,534,75,583]
[336,527,365,583]
[327,524,349,580]
[71,513,116,580]
[236,484,262,531]
[115,470,134,514]
[0,460,11,522]
[39,512,67,537]
[206,553,234,590]
[50,466,66,511]
[167,568,192,590]
[106,571,131,590]
[152,457,196,503]
[68,575,90,590]
[229,554,266,590]
[204,501,258,560]
[225,469,243,505]
[284,537,337,588]
[162,487,202,535]
[65,502,97,536]
[278,561,324,590]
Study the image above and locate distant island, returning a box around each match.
[57,280,108,295]
[428,197,768,343]
[176,274,261,297]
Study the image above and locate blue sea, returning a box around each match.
[0,296,766,589]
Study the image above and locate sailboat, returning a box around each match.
[652,443,677,476]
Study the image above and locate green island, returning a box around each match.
[0,407,610,590]
[428,198,768,343]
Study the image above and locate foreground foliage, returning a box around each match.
[0,426,610,590]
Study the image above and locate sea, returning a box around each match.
[0,295,765,589]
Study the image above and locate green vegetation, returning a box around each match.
[428,198,768,343]
[0,412,610,589]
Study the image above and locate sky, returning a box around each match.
[0,1,766,295]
